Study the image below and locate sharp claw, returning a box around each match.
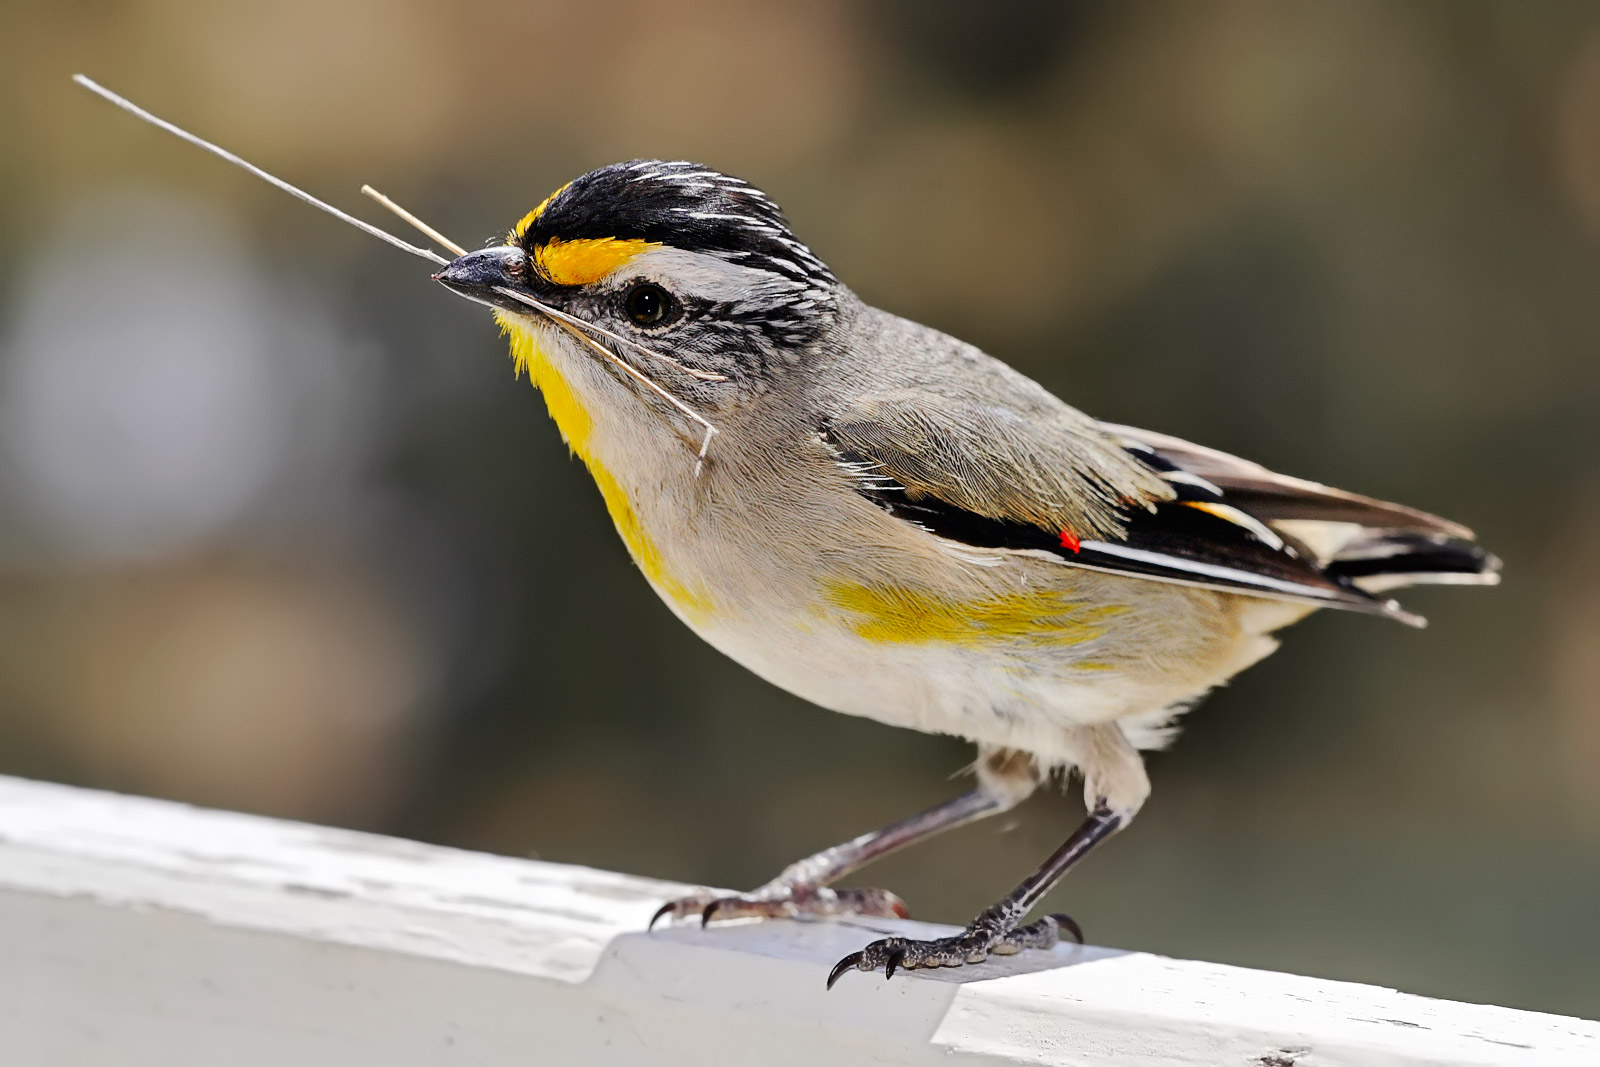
[823,909,1076,987]
[647,902,676,931]
[826,951,864,990]
[700,901,721,928]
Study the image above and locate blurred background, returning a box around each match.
[1,0,1597,1017]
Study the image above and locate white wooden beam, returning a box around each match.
[0,774,1593,1066]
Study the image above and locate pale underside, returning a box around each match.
[497,304,1313,772]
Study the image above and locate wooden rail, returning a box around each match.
[0,774,1593,1065]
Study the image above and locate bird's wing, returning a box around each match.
[1101,423,1473,538]
[1102,423,1498,598]
[822,395,1423,624]
[820,390,1174,543]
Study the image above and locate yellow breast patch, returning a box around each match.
[494,310,713,624]
[823,583,1123,651]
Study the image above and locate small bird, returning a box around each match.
[68,75,1499,988]
[434,160,1500,988]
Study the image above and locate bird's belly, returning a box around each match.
[671,562,1259,763]
[609,457,1273,761]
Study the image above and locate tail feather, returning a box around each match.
[1108,423,1500,622]
[1324,532,1502,594]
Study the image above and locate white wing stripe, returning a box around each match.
[1077,541,1343,600]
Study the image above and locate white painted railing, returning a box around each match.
[0,775,1593,1066]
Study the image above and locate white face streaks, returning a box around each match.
[606,246,835,351]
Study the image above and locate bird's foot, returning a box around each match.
[649,884,909,930]
[826,910,1080,989]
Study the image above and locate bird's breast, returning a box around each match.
[497,311,717,626]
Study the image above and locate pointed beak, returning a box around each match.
[433,246,533,309]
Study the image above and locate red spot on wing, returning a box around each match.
[1059,529,1081,553]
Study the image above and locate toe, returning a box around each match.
[830,886,910,920]
[659,885,910,930]
[647,891,717,930]
[1051,912,1084,944]
[648,899,695,930]
[826,950,866,990]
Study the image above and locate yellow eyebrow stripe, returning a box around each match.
[532,236,658,286]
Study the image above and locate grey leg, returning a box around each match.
[827,725,1148,987]
[650,746,1038,928]
[826,807,1114,986]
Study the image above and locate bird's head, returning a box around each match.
[434,160,844,426]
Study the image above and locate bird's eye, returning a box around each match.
[623,282,675,327]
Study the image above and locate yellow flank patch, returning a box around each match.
[509,182,572,243]
[823,583,1124,649]
[493,310,714,624]
[533,236,657,286]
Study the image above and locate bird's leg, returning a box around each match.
[828,725,1148,987]
[651,747,1038,928]
[652,790,993,927]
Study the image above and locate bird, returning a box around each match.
[431,159,1500,988]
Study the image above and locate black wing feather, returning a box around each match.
[832,438,1412,622]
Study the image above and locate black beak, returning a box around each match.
[433,246,533,310]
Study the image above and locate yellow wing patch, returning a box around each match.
[532,236,658,287]
[493,310,714,624]
[1178,500,1286,549]
[824,583,1124,649]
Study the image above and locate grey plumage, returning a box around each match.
[432,159,1500,984]
[822,389,1172,540]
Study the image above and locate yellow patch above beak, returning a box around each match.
[510,182,572,243]
[531,236,658,287]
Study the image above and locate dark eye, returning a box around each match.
[624,282,675,327]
